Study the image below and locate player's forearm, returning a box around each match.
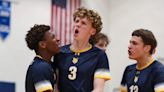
[93,78,105,92]
[119,85,127,92]
[92,89,103,92]
[92,86,104,92]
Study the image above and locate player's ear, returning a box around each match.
[144,45,151,54]
[91,28,96,36]
[152,48,156,54]
[39,41,46,49]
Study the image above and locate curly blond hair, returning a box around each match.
[73,7,102,34]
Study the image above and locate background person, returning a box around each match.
[91,32,110,51]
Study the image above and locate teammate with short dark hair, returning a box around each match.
[120,29,164,92]
[25,24,60,92]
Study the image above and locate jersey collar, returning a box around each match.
[136,59,155,70]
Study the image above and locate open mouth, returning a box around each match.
[74,29,79,37]
[128,50,132,55]
[75,29,79,34]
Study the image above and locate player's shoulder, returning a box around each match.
[125,64,136,71]
[92,46,102,51]
[148,60,164,79]
[31,57,51,70]
[60,44,72,53]
[53,44,71,58]
[153,60,164,67]
[151,60,164,71]
[91,46,106,54]
[127,63,136,68]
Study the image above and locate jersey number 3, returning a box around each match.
[130,85,138,92]
[68,66,77,80]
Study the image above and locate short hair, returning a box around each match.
[92,33,110,45]
[73,7,102,34]
[25,24,50,53]
[132,29,157,54]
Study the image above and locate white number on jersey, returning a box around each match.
[68,66,77,80]
[130,85,139,92]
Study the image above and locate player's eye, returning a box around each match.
[81,21,86,25]
[49,33,55,39]
[130,41,137,45]
[99,44,104,47]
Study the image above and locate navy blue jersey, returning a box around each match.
[120,60,164,92]
[53,45,111,92]
[25,57,55,92]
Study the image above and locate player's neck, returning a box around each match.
[71,41,92,53]
[136,55,154,70]
[37,51,52,62]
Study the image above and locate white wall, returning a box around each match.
[0,0,51,92]
[0,0,164,92]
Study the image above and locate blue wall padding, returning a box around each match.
[0,81,15,92]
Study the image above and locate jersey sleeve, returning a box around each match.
[32,63,53,92]
[94,51,111,80]
[120,66,128,92]
[154,64,164,92]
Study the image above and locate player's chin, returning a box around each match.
[56,47,60,53]
[128,55,134,59]
[73,36,79,41]
[53,47,60,54]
